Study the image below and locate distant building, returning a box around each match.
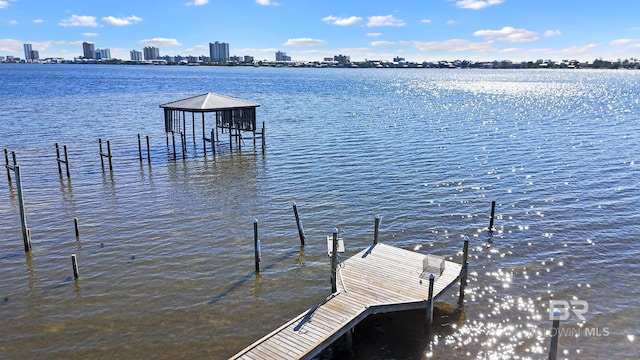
[23,44,33,61]
[30,50,39,60]
[130,50,143,61]
[209,41,229,63]
[275,51,291,62]
[95,48,111,60]
[244,55,254,63]
[143,46,160,60]
[334,54,350,65]
[83,42,96,59]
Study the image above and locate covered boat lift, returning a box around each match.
[159,92,263,154]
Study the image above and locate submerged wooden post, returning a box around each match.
[171,131,177,160]
[4,148,11,184]
[330,228,338,293]
[180,132,186,160]
[253,218,260,273]
[426,273,435,330]
[137,134,143,162]
[548,313,560,360]
[71,254,79,279]
[261,121,266,150]
[146,136,151,164]
[489,200,496,232]
[373,214,381,245]
[63,145,70,178]
[293,202,306,246]
[56,143,71,178]
[99,138,105,169]
[458,236,469,307]
[56,142,63,173]
[74,217,79,239]
[106,140,113,171]
[192,112,196,144]
[15,165,31,253]
[211,129,216,156]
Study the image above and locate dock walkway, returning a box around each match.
[229,243,464,360]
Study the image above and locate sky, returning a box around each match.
[1,0,640,62]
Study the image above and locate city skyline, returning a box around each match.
[1,1,640,62]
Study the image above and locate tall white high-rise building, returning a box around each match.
[209,42,229,63]
[143,46,160,60]
[130,50,143,61]
[23,44,33,61]
[83,42,96,59]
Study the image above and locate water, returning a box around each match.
[0,64,638,359]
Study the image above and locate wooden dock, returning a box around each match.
[229,242,466,360]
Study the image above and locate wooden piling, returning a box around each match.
[171,132,177,160]
[293,202,306,246]
[137,134,143,162]
[180,132,186,159]
[548,314,560,360]
[56,143,70,178]
[211,129,216,156]
[331,228,338,293]
[426,273,435,330]
[4,148,11,184]
[15,165,31,253]
[458,236,469,307]
[229,122,233,152]
[254,218,260,273]
[99,138,104,169]
[146,136,151,164]
[106,140,113,171]
[261,121,266,152]
[71,254,79,279]
[373,215,381,245]
[489,200,496,232]
[74,217,79,239]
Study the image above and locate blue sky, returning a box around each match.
[1,0,640,62]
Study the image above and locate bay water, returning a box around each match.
[0,64,638,359]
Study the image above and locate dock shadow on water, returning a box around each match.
[318,302,465,360]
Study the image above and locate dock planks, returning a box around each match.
[229,243,463,360]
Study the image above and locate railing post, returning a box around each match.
[373,214,381,245]
[331,228,338,293]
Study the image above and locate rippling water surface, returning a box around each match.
[0,64,638,359]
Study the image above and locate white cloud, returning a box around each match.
[283,38,326,46]
[139,38,182,46]
[83,32,99,37]
[611,38,640,48]
[59,15,98,27]
[455,0,505,10]
[0,1,9,9]
[446,20,456,25]
[33,19,44,24]
[9,19,17,25]
[102,15,142,26]
[413,39,496,52]
[0,39,22,52]
[421,19,432,24]
[256,0,279,6]
[322,15,363,26]
[474,26,539,43]
[185,0,208,6]
[371,41,397,47]
[544,29,561,37]
[367,32,383,37]
[367,15,406,28]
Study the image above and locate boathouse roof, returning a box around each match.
[159,92,260,112]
